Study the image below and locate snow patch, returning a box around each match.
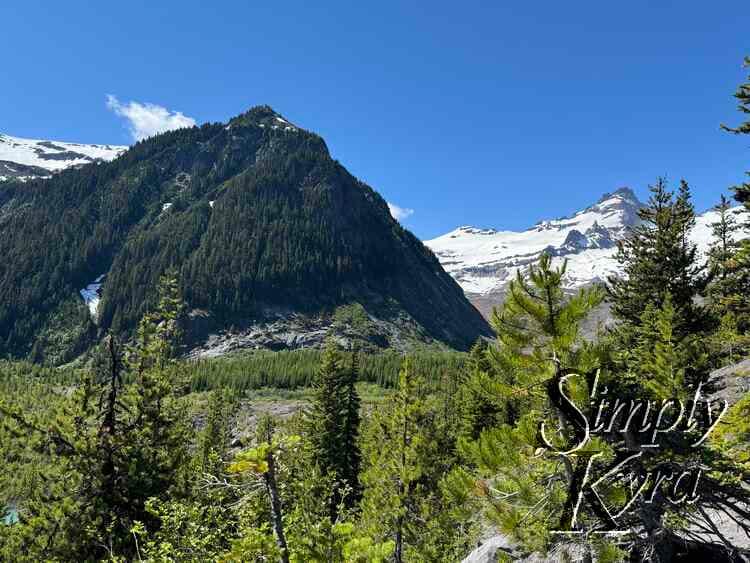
[0,133,126,175]
[80,274,106,318]
[425,190,746,297]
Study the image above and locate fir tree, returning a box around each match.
[722,56,750,216]
[0,272,191,560]
[457,339,506,440]
[633,294,691,399]
[707,195,741,280]
[608,178,708,339]
[307,341,361,520]
[706,195,750,352]
[341,348,362,502]
[360,358,482,562]
[446,254,605,555]
[717,57,750,337]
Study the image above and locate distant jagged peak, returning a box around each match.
[548,186,642,227]
[425,184,741,299]
[597,186,640,205]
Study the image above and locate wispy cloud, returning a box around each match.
[387,202,414,222]
[106,95,197,142]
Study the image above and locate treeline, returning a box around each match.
[0,348,466,395]
[186,348,466,392]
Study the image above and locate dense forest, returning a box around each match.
[0,106,489,362]
[0,60,750,562]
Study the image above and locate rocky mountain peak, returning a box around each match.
[423,186,731,308]
[228,105,299,132]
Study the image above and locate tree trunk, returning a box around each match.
[394,511,403,563]
[264,451,289,563]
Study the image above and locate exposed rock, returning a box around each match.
[460,535,587,562]
[709,358,750,405]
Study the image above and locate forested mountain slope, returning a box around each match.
[0,106,490,362]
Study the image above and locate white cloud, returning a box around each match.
[106,95,197,142]
[387,202,414,222]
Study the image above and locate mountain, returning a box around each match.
[0,133,126,181]
[425,187,742,317]
[0,106,490,363]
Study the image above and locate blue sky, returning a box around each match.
[3,1,748,238]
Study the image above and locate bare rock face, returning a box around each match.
[709,358,750,405]
[460,536,587,563]
[460,536,515,563]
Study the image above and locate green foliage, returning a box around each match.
[634,295,690,399]
[705,194,750,344]
[488,254,603,422]
[0,106,489,359]
[359,359,474,561]
[457,341,507,440]
[608,178,708,337]
[306,341,361,516]
[187,347,467,392]
[0,273,192,561]
[452,254,604,555]
[722,56,750,214]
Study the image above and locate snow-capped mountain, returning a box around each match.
[0,133,126,181]
[425,187,744,315]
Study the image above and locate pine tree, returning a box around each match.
[341,348,362,502]
[608,178,708,339]
[360,359,415,563]
[633,294,692,399]
[457,339,506,440]
[0,272,191,560]
[708,195,741,279]
[717,57,750,338]
[722,56,750,216]
[359,359,465,562]
[488,253,603,422]
[705,195,750,354]
[446,254,605,555]
[306,341,361,520]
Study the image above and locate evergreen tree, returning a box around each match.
[603,179,750,558]
[717,57,750,338]
[341,348,362,502]
[0,272,191,560]
[488,253,603,423]
[306,341,361,520]
[457,339,506,440]
[446,255,605,556]
[608,178,707,338]
[722,56,750,215]
[633,294,694,399]
[360,359,475,562]
[705,195,750,354]
[707,195,741,279]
